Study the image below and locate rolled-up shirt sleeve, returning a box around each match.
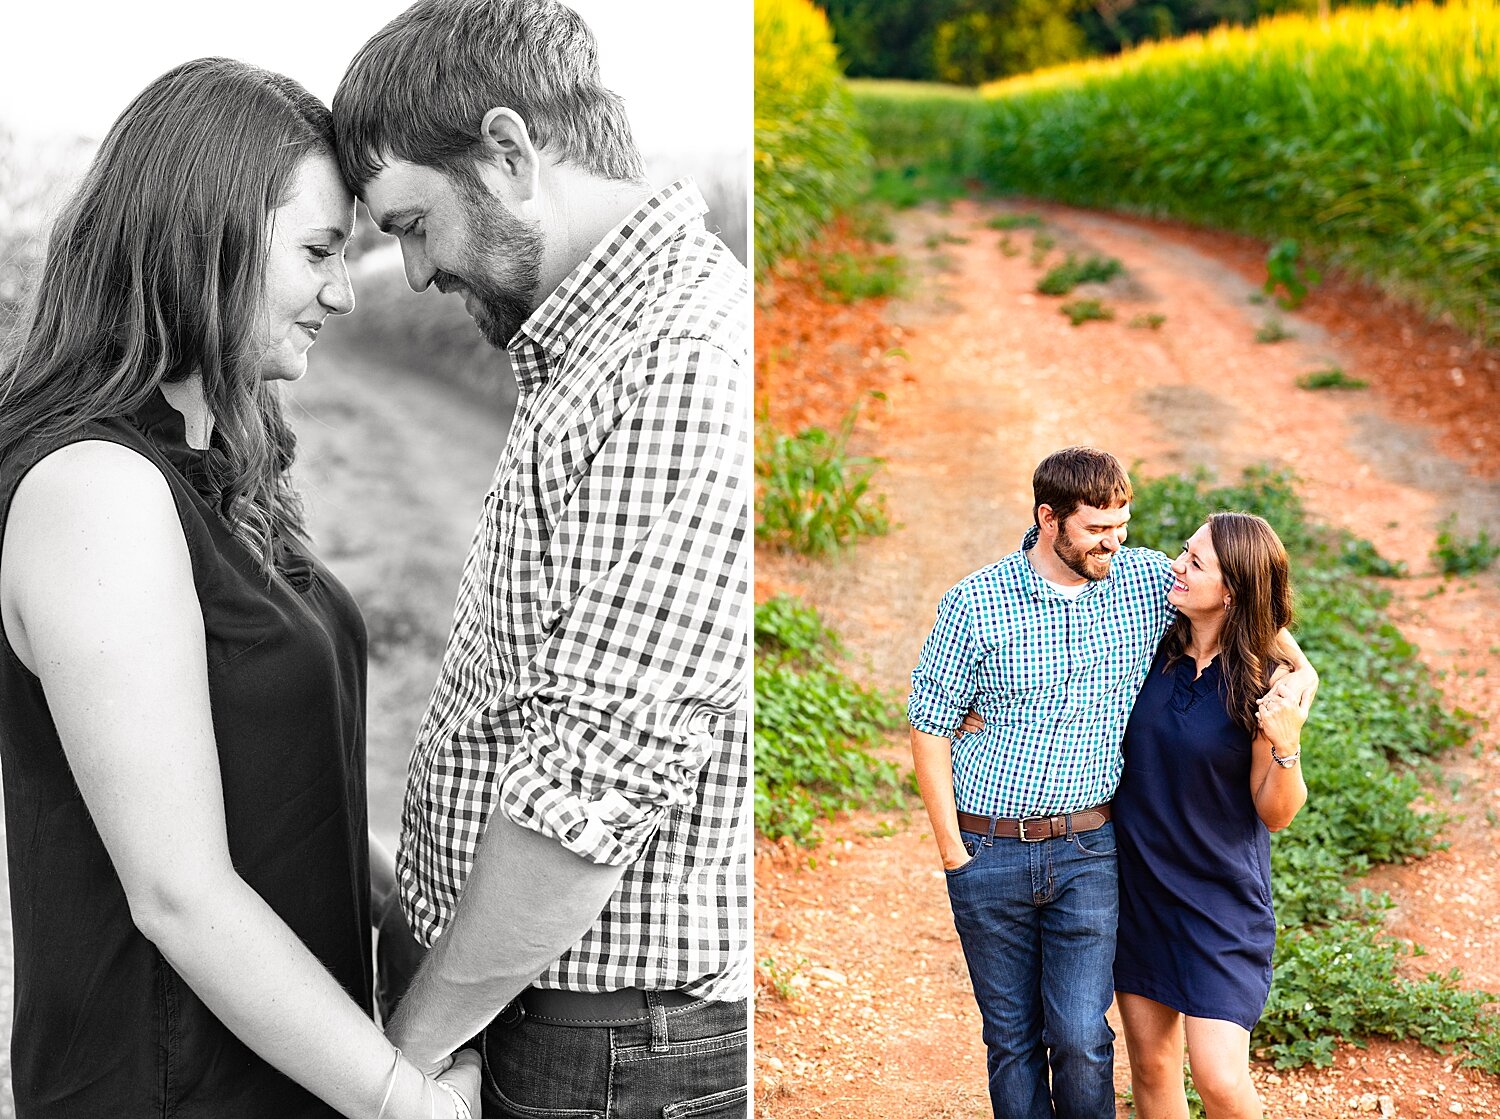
[908,584,979,738]
[493,336,748,866]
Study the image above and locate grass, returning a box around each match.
[755,406,891,555]
[754,596,905,844]
[1061,298,1114,325]
[1037,254,1124,295]
[1431,515,1499,576]
[1128,312,1167,330]
[1128,467,1498,1071]
[1296,367,1368,390]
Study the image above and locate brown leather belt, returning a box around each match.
[957,803,1112,842]
[511,986,700,1027]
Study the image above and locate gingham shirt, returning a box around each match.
[908,526,1176,817]
[398,179,750,1001]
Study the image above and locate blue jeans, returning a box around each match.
[945,822,1120,1119]
[480,996,747,1119]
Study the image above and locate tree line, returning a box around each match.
[819,0,1420,85]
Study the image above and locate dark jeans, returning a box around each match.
[480,995,748,1119]
[945,822,1120,1119]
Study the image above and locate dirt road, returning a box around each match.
[754,199,1500,1118]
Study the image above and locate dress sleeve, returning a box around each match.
[492,336,748,866]
[907,583,979,738]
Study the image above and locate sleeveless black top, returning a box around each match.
[0,391,372,1117]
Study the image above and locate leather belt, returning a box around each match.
[508,986,700,1027]
[956,803,1112,842]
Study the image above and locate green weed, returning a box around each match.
[1128,312,1167,330]
[1061,298,1114,325]
[998,234,1020,257]
[1255,317,1295,344]
[1265,238,1322,310]
[1030,233,1056,267]
[986,213,1045,230]
[1297,367,1367,390]
[755,407,891,555]
[1037,254,1124,295]
[816,249,906,303]
[1431,515,1499,576]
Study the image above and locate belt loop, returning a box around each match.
[646,990,669,1052]
[984,815,998,847]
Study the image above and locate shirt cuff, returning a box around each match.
[493,755,670,867]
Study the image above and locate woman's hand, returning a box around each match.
[431,1050,482,1119]
[958,709,985,736]
[1255,687,1311,751]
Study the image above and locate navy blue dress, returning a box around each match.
[1112,650,1275,1031]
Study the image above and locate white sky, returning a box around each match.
[0,1,750,157]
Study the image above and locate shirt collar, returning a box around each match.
[1018,524,1112,600]
[511,178,709,374]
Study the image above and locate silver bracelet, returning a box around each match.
[433,1078,473,1119]
[375,1048,402,1119]
[1270,741,1301,768]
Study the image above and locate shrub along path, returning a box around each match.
[754,199,1500,1118]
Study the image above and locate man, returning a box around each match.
[330,3,749,1115]
[908,447,1312,1119]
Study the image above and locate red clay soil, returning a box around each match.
[753,198,1500,1118]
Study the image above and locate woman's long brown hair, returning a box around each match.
[1161,512,1295,732]
[0,58,337,572]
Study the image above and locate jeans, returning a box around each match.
[480,996,748,1119]
[945,822,1120,1119]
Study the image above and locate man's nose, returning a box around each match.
[401,243,436,293]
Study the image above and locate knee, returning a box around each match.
[1047,1017,1114,1061]
[1131,1049,1184,1093]
[1190,1060,1255,1109]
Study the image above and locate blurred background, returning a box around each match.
[0,1,747,1111]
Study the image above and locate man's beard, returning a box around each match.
[1053,527,1114,582]
[439,177,545,351]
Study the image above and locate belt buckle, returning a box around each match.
[1017,815,1050,842]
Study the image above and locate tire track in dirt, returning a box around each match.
[755,198,1500,1118]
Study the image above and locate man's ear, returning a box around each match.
[1036,504,1059,539]
[479,107,540,204]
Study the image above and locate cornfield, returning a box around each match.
[753,0,871,274]
[859,1,1500,340]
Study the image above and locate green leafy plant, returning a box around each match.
[1128,312,1166,330]
[1061,298,1114,325]
[1029,232,1056,267]
[755,407,891,556]
[1296,367,1367,390]
[1431,515,1499,576]
[1037,254,1124,295]
[1255,316,1295,344]
[1265,238,1322,309]
[755,597,905,844]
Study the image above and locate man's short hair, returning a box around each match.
[1032,446,1133,529]
[333,0,645,191]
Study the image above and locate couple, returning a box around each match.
[909,447,1315,1119]
[0,1,749,1117]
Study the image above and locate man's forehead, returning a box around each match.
[1072,502,1131,525]
[360,158,446,216]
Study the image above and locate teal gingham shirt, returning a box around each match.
[908,526,1176,818]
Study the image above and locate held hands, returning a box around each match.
[1255,686,1312,751]
[958,709,985,736]
[430,1050,482,1119]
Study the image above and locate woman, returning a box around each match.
[0,59,477,1117]
[1113,513,1311,1119]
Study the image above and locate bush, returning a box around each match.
[754,0,872,273]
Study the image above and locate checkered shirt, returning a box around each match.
[908,526,1176,818]
[398,179,750,1002]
